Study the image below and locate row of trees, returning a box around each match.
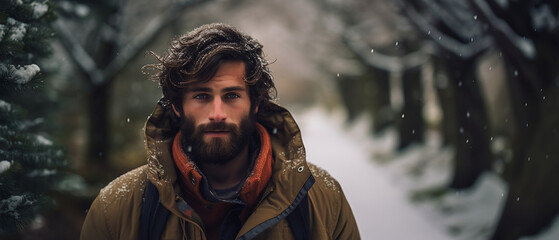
[3,0,556,238]
[331,0,558,239]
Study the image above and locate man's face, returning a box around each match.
[173,61,257,165]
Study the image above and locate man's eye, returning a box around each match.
[194,94,209,100]
[224,93,240,100]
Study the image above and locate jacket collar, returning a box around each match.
[171,123,274,208]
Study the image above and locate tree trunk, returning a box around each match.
[491,54,559,239]
[492,86,559,240]
[432,57,455,146]
[367,66,392,134]
[398,66,424,149]
[499,59,539,183]
[336,72,368,123]
[445,55,492,189]
[84,17,119,172]
[87,82,111,171]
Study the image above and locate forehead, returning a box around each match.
[214,61,246,78]
[187,61,248,90]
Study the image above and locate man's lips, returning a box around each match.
[204,130,231,137]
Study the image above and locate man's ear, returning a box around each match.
[252,101,260,115]
[171,104,181,117]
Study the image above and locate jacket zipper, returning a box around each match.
[236,175,315,240]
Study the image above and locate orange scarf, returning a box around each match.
[172,123,273,240]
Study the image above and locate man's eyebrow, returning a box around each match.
[222,86,246,92]
[188,87,212,93]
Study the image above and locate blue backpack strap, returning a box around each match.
[141,180,171,240]
[287,193,310,240]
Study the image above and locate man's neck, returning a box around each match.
[198,146,250,190]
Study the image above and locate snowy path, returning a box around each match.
[291,106,559,240]
[292,107,456,240]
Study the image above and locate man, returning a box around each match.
[81,23,360,240]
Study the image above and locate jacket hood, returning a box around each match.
[143,98,313,229]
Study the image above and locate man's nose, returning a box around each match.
[208,98,227,122]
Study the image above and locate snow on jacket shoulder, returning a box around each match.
[80,99,360,240]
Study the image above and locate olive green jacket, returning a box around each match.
[81,100,360,239]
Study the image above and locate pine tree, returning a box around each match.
[0,0,66,235]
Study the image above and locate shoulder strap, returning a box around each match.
[287,193,310,240]
[141,180,171,240]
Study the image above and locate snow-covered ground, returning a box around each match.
[291,106,559,240]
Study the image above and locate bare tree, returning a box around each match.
[468,0,559,239]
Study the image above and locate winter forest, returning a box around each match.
[1,0,558,239]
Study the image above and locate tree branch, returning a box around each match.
[53,0,208,87]
[52,20,104,86]
[468,0,541,92]
[419,0,478,40]
[470,0,536,59]
[396,0,492,59]
[104,0,207,80]
[342,28,433,72]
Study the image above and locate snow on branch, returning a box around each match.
[0,63,40,84]
[418,0,478,40]
[0,195,35,220]
[30,1,49,19]
[531,4,558,31]
[399,1,492,59]
[6,18,27,42]
[470,0,536,59]
[0,160,12,174]
[0,100,11,112]
[343,28,433,72]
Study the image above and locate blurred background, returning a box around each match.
[1,0,558,239]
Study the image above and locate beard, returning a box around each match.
[179,114,256,165]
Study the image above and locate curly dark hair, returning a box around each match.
[143,23,276,112]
